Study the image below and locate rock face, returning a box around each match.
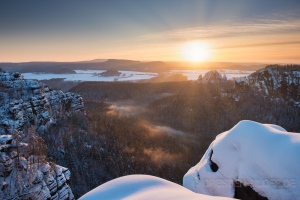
[198,71,226,83]
[0,72,84,199]
[183,120,300,200]
[0,136,74,200]
[236,65,300,103]
[0,72,84,135]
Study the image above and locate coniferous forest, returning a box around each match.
[42,79,300,198]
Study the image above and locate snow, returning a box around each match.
[22,69,254,82]
[22,70,157,82]
[0,135,12,144]
[183,120,300,199]
[79,175,233,200]
[293,71,300,77]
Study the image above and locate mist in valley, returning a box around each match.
[52,76,299,197]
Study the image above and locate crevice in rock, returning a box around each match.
[234,181,268,200]
[209,150,219,172]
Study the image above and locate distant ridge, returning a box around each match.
[0,59,269,73]
[79,59,108,63]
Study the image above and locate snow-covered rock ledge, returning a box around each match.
[79,175,232,200]
[184,120,300,199]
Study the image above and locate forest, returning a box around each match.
[40,79,300,198]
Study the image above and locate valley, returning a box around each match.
[0,64,299,199]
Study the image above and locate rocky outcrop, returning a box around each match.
[99,69,122,77]
[0,72,84,199]
[198,70,227,83]
[236,65,300,103]
[0,135,74,199]
[0,72,84,135]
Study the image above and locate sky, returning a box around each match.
[0,0,300,63]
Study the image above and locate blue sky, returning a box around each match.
[1,0,300,62]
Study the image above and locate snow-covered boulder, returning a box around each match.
[79,175,233,200]
[183,120,300,199]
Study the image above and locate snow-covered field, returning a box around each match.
[79,175,233,200]
[22,69,254,82]
[22,70,157,82]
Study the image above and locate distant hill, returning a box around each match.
[167,61,267,71]
[0,59,170,73]
[0,59,269,73]
[79,59,107,63]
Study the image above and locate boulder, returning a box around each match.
[183,120,300,199]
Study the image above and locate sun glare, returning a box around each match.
[182,42,211,62]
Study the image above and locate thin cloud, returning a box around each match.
[137,18,300,43]
[214,41,300,50]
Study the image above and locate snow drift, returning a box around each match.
[183,120,300,199]
[79,175,232,200]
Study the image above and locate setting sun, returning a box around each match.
[182,42,211,62]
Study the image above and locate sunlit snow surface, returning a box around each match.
[184,120,300,199]
[79,175,233,200]
[22,69,254,82]
[22,70,157,82]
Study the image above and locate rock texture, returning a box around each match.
[236,65,300,106]
[0,72,84,199]
[198,70,227,83]
[0,72,84,135]
[0,136,74,200]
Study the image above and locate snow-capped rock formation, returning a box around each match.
[0,72,84,135]
[0,72,84,199]
[236,65,300,102]
[79,175,233,200]
[183,120,300,199]
[0,135,74,199]
[198,70,227,83]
